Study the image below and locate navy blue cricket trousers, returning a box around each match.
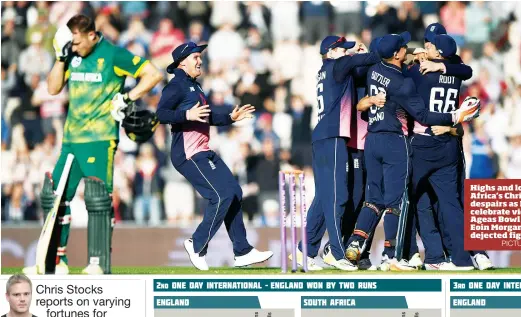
[434,138,487,260]
[411,135,473,266]
[174,150,253,256]
[298,137,349,261]
[349,132,411,258]
[341,148,374,256]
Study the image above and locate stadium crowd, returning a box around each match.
[1,1,520,228]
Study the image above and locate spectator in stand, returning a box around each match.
[25,8,56,55]
[1,11,22,67]
[208,23,245,70]
[252,138,281,226]
[150,18,185,70]
[18,32,53,87]
[289,95,313,167]
[301,1,331,45]
[210,1,242,29]
[465,1,494,58]
[31,75,68,138]
[331,1,362,36]
[440,1,466,47]
[466,118,499,179]
[269,1,300,43]
[397,2,424,42]
[133,143,164,226]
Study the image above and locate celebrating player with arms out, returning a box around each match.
[24,14,162,275]
[156,42,273,271]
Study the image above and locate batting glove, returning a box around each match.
[111,93,132,121]
[452,96,481,125]
[53,25,73,62]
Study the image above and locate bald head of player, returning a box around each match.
[66,14,99,57]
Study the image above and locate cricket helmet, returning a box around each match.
[122,105,159,143]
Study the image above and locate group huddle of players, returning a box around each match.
[292,22,494,272]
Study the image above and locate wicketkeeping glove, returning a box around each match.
[111,93,132,122]
[53,25,73,62]
[451,96,481,125]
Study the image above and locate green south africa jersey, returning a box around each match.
[64,34,148,143]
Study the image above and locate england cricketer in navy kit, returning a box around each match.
[345,32,480,271]
[294,36,380,271]
[156,42,273,271]
[321,37,385,271]
[407,34,474,270]
[419,24,494,271]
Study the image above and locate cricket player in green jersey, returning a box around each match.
[23,14,162,275]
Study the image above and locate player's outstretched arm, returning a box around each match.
[356,93,386,111]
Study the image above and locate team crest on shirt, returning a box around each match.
[71,56,82,68]
[97,58,104,70]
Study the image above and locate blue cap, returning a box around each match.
[369,37,382,54]
[424,23,447,43]
[166,42,208,74]
[433,34,457,58]
[320,36,356,55]
[377,32,411,59]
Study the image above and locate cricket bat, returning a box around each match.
[35,153,75,274]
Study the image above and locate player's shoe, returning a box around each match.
[234,248,273,267]
[55,259,69,275]
[22,259,69,275]
[331,259,358,271]
[81,264,104,275]
[379,254,392,271]
[424,262,474,271]
[473,253,494,270]
[184,239,209,271]
[322,244,337,267]
[390,258,417,271]
[22,265,38,275]
[358,258,377,271]
[322,245,358,271]
[408,253,423,269]
[345,241,361,261]
[288,249,323,271]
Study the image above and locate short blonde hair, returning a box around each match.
[6,274,32,294]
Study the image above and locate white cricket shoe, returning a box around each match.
[82,264,104,275]
[55,259,69,275]
[473,254,494,270]
[425,262,474,271]
[379,254,392,271]
[331,259,358,271]
[22,265,38,275]
[23,259,69,275]
[391,258,417,271]
[234,248,273,267]
[184,239,209,271]
[345,241,361,262]
[408,253,423,268]
[322,245,337,267]
[289,249,323,271]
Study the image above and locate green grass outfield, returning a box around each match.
[3,267,521,275]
